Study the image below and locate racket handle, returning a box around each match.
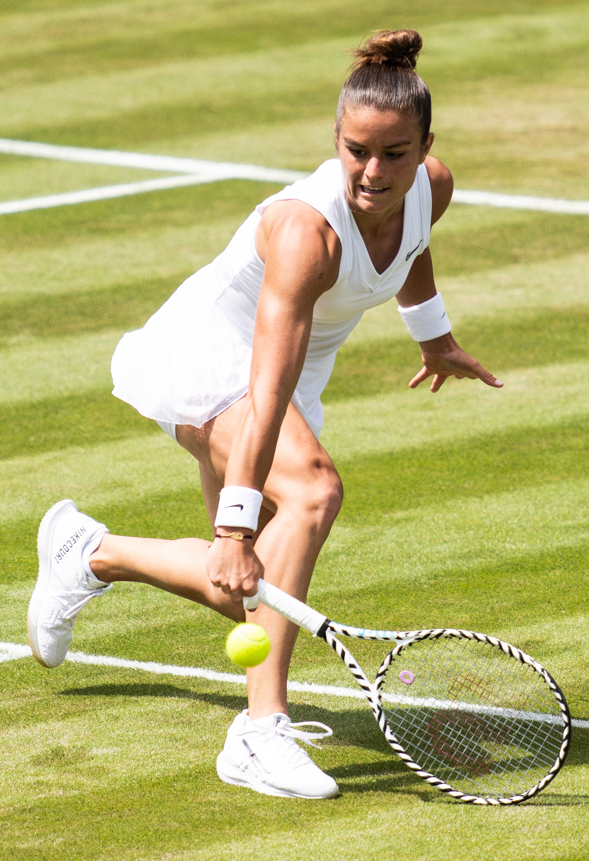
[243,580,328,636]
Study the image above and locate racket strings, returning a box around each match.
[380,634,566,799]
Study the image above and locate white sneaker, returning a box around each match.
[28,499,111,668]
[216,710,339,799]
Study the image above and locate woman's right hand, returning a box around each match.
[206,536,263,600]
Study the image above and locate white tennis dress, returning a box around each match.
[111,159,432,437]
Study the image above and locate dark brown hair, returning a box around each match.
[336,30,431,143]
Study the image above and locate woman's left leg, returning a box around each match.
[95,399,343,719]
[90,534,244,622]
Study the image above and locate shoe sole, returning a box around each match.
[216,751,339,799]
[27,499,77,668]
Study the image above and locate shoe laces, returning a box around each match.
[260,718,333,751]
[61,583,112,622]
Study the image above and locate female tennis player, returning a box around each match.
[28,29,502,800]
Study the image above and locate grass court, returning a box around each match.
[1,1,588,859]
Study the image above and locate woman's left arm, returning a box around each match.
[396,156,503,392]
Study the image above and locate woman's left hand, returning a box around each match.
[408,333,503,392]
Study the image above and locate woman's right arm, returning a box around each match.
[206,201,341,599]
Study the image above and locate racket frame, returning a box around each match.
[246,580,572,805]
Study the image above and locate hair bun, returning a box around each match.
[352,29,422,71]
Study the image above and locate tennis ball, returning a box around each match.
[226,623,271,667]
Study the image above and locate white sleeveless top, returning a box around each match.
[111,159,432,437]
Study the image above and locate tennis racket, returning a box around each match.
[244,580,571,805]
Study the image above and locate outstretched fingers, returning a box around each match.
[408,367,453,392]
[408,358,503,392]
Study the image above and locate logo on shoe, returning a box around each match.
[54,526,87,564]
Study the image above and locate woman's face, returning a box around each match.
[335,106,433,219]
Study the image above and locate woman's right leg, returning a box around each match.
[92,397,343,723]
[176,400,343,721]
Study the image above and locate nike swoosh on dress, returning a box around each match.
[405,240,423,261]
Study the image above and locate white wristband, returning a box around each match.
[215,486,263,531]
[398,292,452,342]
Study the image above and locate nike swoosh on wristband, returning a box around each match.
[225,504,244,511]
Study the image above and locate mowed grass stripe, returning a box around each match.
[1,306,587,461]
[324,306,589,403]
[0,432,200,527]
[2,297,587,380]
[334,415,588,522]
[3,361,588,524]
[17,82,341,150]
[2,39,350,143]
[0,0,370,79]
[0,216,253,301]
[0,158,163,203]
[0,330,118,406]
[0,180,275,251]
[1,0,568,88]
[2,196,587,282]
[0,275,183,346]
[428,210,589,277]
[2,413,585,584]
[5,6,587,145]
[0,0,404,87]
[0,389,158,461]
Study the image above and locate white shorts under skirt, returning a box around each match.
[155,419,177,442]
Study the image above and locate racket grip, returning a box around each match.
[243,580,328,636]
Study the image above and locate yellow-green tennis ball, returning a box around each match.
[226,623,271,668]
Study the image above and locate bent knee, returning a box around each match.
[279,458,343,531]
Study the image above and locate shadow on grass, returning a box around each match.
[61,682,589,805]
[61,680,248,708]
[522,794,589,807]
[327,760,432,798]
[61,683,384,746]
[61,683,409,753]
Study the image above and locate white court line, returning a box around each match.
[0,172,245,215]
[1,137,588,216]
[0,137,306,182]
[1,641,588,729]
[452,188,589,216]
[0,138,241,173]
